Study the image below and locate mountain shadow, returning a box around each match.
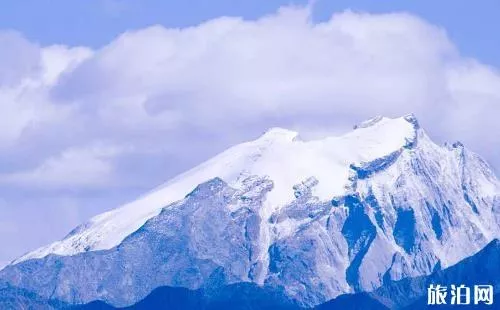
[318,239,500,309]
[72,282,298,310]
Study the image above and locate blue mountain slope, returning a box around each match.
[0,177,274,307]
[64,239,500,309]
[1,116,499,309]
[315,293,389,310]
[318,239,500,309]
[0,281,67,309]
[71,282,296,310]
[1,216,500,309]
[375,239,500,308]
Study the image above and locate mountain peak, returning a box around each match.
[353,116,386,129]
[3,112,500,309]
[354,114,420,131]
[402,113,420,129]
[9,114,455,266]
[259,127,300,142]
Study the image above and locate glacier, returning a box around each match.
[1,114,499,308]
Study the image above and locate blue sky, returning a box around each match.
[0,1,500,266]
[1,0,499,67]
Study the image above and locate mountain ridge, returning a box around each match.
[6,239,499,309]
[12,114,421,264]
[1,114,499,308]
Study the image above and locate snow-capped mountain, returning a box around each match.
[1,114,499,308]
[13,115,419,264]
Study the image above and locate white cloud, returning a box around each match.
[0,6,500,263]
[0,33,91,148]
[2,6,500,188]
[0,145,124,190]
[1,6,499,191]
[40,45,93,86]
[0,31,41,86]
[45,9,497,141]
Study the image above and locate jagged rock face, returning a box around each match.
[355,128,500,284]
[1,115,499,308]
[320,239,500,310]
[264,125,500,306]
[0,176,275,307]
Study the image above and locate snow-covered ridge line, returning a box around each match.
[11,114,457,264]
[3,113,500,308]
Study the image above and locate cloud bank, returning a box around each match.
[0,6,499,263]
